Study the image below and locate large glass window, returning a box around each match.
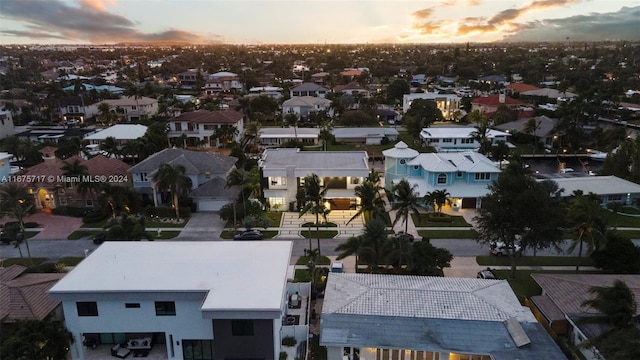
[231,320,254,336]
[270,177,286,186]
[155,301,176,316]
[182,340,214,360]
[437,173,447,184]
[474,173,491,181]
[77,302,98,316]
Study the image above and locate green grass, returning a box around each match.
[411,213,472,227]
[309,334,327,360]
[265,212,283,227]
[0,258,47,267]
[294,269,311,282]
[601,210,640,227]
[67,230,103,240]
[24,231,39,239]
[219,230,278,239]
[301,230,338,239]
[57,257,85,266]
[153,230,181,240]
[80,218,109,228]
[82,216,189,229]
[418,229,478,239]
[296,255,331,265]
[477,256,595,267]
[615,230,640,239]
[301,222,337,228]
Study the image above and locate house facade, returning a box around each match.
[49,241,296,360]
[331,127,399,145]
[383,142,501,209]
[0,108,16,139]
[128,148,238,211]
[289,83,328,98]
[258,127,320,147]
[419,126,511,152]
[259,148,370,210]
[538,176,640,207]
[204,71,243,94]
[168,109,244,148]
[402,92,461,120]
[58,96,100,124]
[321,273,565,360]
[100,96,159,122]
[282,96,332,119]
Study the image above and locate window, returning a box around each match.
[231,320,254,336]
[413,165,420,170]
[399,159,406,164]
[350,177,360,185]
[457,171,463,178]
[182,340,214,360]
[174,123,182,131]
[461,138,474,144]
[437,173,447,184]
[270,177,286,186]
[77,302,98,316]
[155,301,176,316]
[442,138,453,143]
[475,172,491,181]
[125,303,140,308]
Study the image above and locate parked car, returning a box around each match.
[92,233,107,245]
[0,231,24,245]
[330,262,344,273]
[233,230,264,240]
[477,269,497,279]
[489,241,522,256]
[393,232,415,242]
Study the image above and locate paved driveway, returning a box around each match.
[175,212,226,241]
[0,212,82,240]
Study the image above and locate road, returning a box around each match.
[0,235,590,263]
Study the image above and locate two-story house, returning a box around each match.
[0,108,15,139]
[383,141,501,209]
[100,96,159,122]
[258,127,320,147]
[58,96,100,124]
[281,96,332,119]
[402,92,461,120]
[177,70,206,89]
[84,124,148,147]
[128,148,238,211]
[49,241,297,360]
[168,109,244,148]
[332,82,370,98]
[289,82,328,98]
[204,71,243,94]
[419,126,511,152]
[259,148,370,211]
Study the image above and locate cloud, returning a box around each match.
[502,6,640,42]
[411,8,434,20]
[0,0,214,44]
[467,0,481,5]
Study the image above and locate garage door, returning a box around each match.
[461,197,477,209]
[197,200,228,211]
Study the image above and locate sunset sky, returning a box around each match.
[0,0,638,45]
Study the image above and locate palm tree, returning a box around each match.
[100,136,120,158]
[214,125,239,147]
[152,164,192,221]
[358,218,391,270]
[566,193,606,271]
[299,174,334,256]
[104,213,153,241]
[0,184,35,264]
[523,117,542,154]
[582,280,637,330]
[61,158,92,205]
[469,110,492,155]
[225,168,247,217]
[284,113,299,141]
[97,102,115,125]
[387,179,421,234]
[347,180,386,225]
[425,189,451,215]
[335,235,363,272]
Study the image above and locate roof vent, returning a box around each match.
[504,317,531,348]
[464,155,474,163]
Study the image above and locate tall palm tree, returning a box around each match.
[425,189,451,214]
[0,184,35,264]
[299,174,334,256]
[152,164,192,220]
[215,125,239,146]
[100,136,120,158]
[566,193,606,271]
[582,280,637,330]
[61,158,92,205]
[284,113,299,141]
[387,179,421,234]
[225,168,247,217]
[125,85,143,121]
[347,180,386,225]
[335,235,363,272]
[358,218,391,270]
[97,102,115,125]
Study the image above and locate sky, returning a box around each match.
[0,0,639,45]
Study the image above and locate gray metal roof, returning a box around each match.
[332,127,399,139]
[188,176,240,200]
[259,148,369,172]
[382,141,419,158]
[128,148,237,176]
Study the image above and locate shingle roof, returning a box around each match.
[128,148,237,176]
[494,115,557,138]
[0,265,65,321]
[472,95,525,106]
[171,109,244,124]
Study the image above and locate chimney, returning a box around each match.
[499,93,506,103]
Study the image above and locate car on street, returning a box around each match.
[233,230,264,240]
[0,231,24,245]
[393,232,415,242]
[489,241,522,256]
[477,269,497,279]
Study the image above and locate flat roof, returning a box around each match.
[259,127,320,138]
[50,241,292,313]
[420,126,509,139]
[539,175,640,196]
[84,124,148,140]
[260,148,369,174]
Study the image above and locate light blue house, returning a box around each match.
[383,142,500,209]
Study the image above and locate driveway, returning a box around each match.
[175,212,226,241]
[0,212,82,241]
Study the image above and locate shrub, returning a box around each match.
[24,222,39,228]
[426,213,453,223]
[281,336,297,347]
[52,206,86,217]
[145,206,191,219]
[279,352,288,360]
[82,211,107,223]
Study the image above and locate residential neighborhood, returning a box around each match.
[1,38,640,360]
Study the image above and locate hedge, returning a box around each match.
[144,206,192,219]
[52,206,86,217]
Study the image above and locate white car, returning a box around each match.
[490,241,522,256]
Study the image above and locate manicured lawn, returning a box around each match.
[153,230,181,240]
[616,229,640,239]
[477,256,595,267]
[411,213,472,227]
[294,269,311,282]
[81,216,189,229]
[601,210,640,227]
[0,258,47,267]
[67,230,102,240]
[265,212,283,227]
[57,257,85,266]
[301,230,338,239]
[296,255,331,265]
[301,222,337,228]
[418,229,478,239]
[219,230,278,239]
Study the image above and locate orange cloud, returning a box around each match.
[411,8,433,20]
[80,0,117,12]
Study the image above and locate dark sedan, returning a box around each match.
[233,230,264,240]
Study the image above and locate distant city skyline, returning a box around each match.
[1,0,639,45]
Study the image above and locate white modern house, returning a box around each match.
[168,109,245,148]
[420,126,511,152]
[259,148,370,210]
[402,92,461,120]
[539,175,640,207]
[49,241,296,360]
[320,273,565,360]
[0,108,16,139]
[258,127,320,146]
[383,142,501,209]
[84,124,148,146]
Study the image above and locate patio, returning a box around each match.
[79,343,168,360]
